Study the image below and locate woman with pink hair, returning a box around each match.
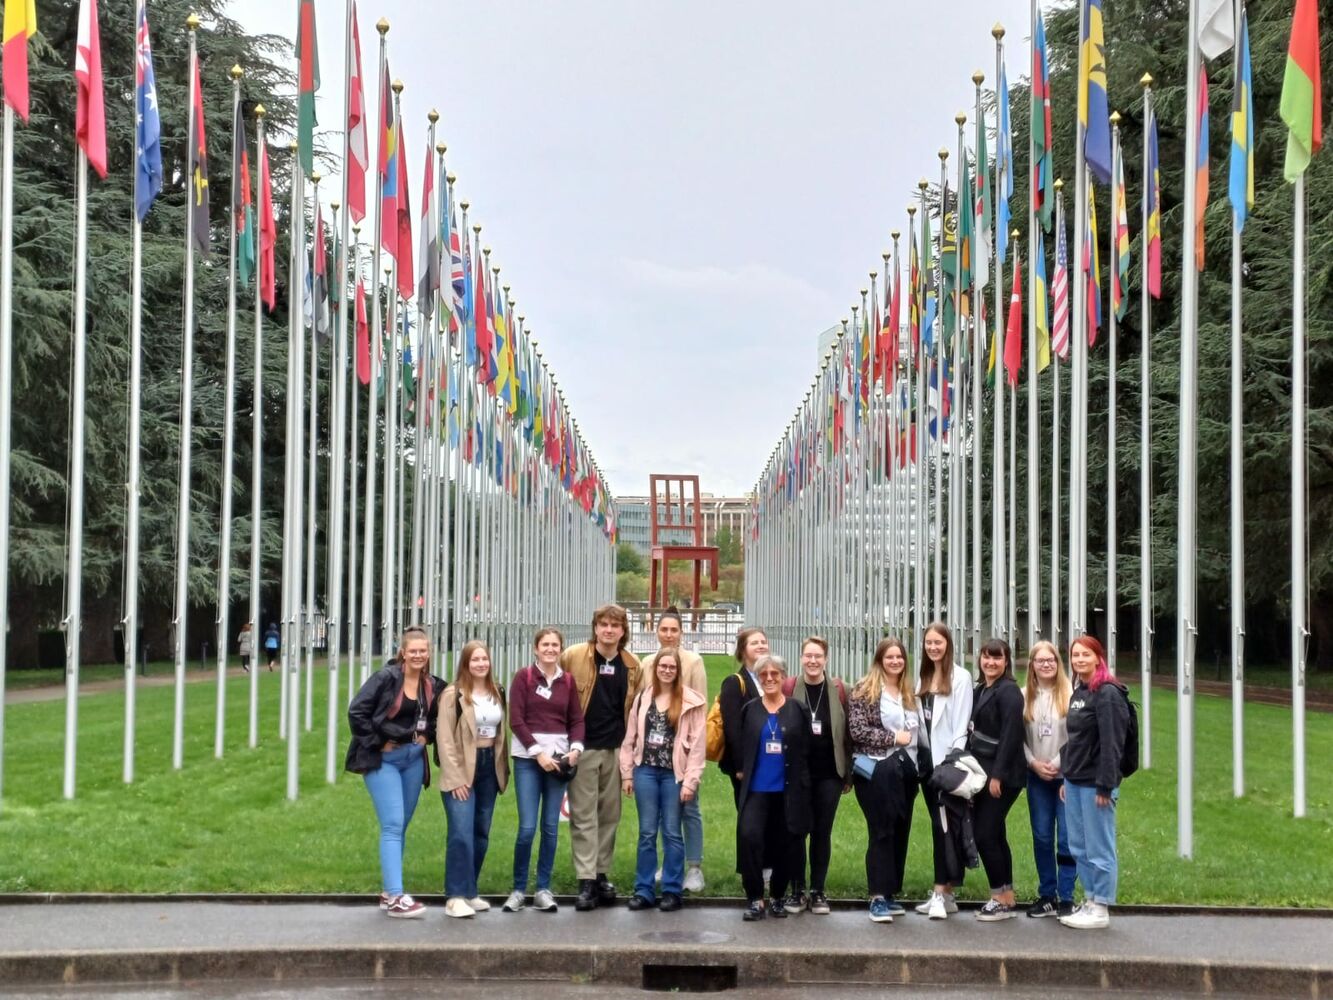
[1059,634,1131,930]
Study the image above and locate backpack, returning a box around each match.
[705,671,749,763]
[1119,687,1140,778]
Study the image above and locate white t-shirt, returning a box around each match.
[472,693,503,732]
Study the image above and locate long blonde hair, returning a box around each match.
[854,637,917,711]
[1023,639,1071,721]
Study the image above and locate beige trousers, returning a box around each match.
[567,747,623,880]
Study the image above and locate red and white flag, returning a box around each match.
[1003,246,1023,386]
[1051,216,1069,361]
[346,3,368,223]
[75,0,107,178]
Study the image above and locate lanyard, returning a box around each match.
[764,714,781,743]
[805,681,826,722]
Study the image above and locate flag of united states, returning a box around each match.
[1051,219,1070,360]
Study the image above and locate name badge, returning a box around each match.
[923,708,932,721]
[906,716,919,729]
[415,718,427,733]
[1039,723,1054,739]
[647,732,666,747]
[811,720,823,736]
[599,663,617,676]
[477,724,497,739]
[536,685,553,700]
[764,740,783,755]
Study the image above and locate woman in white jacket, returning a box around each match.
[913,621,974,920]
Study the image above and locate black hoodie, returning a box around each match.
[1062,678,1130,796]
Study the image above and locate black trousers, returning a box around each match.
[791,776,844,893]
[737,791,790,902]
[853,770,918,899]
[972,783,1023,890]
[920,780,959,886]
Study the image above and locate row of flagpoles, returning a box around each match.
[0,0,617,807]
[744,0,1322,855]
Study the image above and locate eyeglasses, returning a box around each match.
[657,663,679,672]
[1031,657,1057,665]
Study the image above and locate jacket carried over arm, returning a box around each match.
[345,662,445,774]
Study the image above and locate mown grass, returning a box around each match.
[1,655,1329,905]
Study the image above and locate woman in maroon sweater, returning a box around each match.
[503,627,586,913]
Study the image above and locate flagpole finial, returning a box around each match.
[311,172,322,184]
[353,224,361,236]
[461,201,471,212]
[377,17,390,35]
[428,109,439,124]
[255,104,266,119]
[955,112,967,126]
[908,205,917,217]
[187,13,200,31]
[392,79,404,95]
[1110,110,1122,126]
[1140,72,1154,88]
[492,266,500,278]
[1054,177,1064,191]
[1012,228,1020,240]
[938,147,949,162]
[890,232,900,242]
[972,70,985,86]
[472,224,481,236]
[861,287,869,297]
[503,283,510,294]
[883,250,892,262]
[437,143,447,156]
[231,65,244,81]
[840,321,848,332]
[918,179,928,191]
[992,23,1005,40]
[288,141,298,152]
[869,271,877,281]
[446,172,456,183]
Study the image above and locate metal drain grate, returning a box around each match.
[641,963,739,993]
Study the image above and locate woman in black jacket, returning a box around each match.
[969,637,1027,921]
[729,653,812,921]
[345,626,446,919]
[718,627,768,806]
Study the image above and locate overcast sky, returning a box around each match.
[228,0,1032,498]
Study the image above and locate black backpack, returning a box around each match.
[1119,686,1140,778]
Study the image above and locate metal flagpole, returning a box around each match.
[249,107,266,749]
[1027,0,1041,650]
[410,112,437,626]
[933,151,946,623]
[1228,16,1245,798]
[0,93,17,809]
[993,27,1007,640]
[950,115,965,637]
[1052,181,1064,653]
[1107,113,1120,671]
[1139,78,1153,769]
[279,136,296,740]
[170,18,202,776]
[1177,0,1202,857]
[912,186,926,672]
[1009,242,1019,645]
[971,73,985,659]
[1291,173,1308,820]
[1070,0,1088,642]
[214,66,244,760]
[381,260,398,659]
[304,175,323,734]
[326,196,346,783]
[283,139,307,797]
[346,227,362,704]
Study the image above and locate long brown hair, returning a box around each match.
[734,627,768,665]
[454,640,502,706]
[650,646,685,728]
[916,621,955,697]
[855,636,917,710]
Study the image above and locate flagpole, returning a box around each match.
[1228,16,1245,800]
[326,199,344,783]
[1107,112,1120,673]
[912,184,926,672]
[1026,0,1040,651]
[283,138,306,798]
[1177,0,1202,858]
[410,111,437,626]
[249,106,266,749]
[171,16,201,775]
[213,65,244,760]
[346,227,362,707]
[1008,233,1019,646]
[992,26,1007,640]
[971,72,985,660]
[933,149,947,624]
[381,79,406,660]
[304,173,323,735]
[1052,180,1064,654]
[1291,172,1307,820]
[1139,77,1153,770]
[950,113,965,640]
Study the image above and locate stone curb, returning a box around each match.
[0,943,1328,996]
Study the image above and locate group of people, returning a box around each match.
[345,607,1132,933]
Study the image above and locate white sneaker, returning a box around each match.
[385,894,426,919]
[927,891,948,920]
[444,897,475,919]
[533,889,559,912]
[378,892,390,911]
[683,865,705,893]
[467,896,491,912]
[502,890,526,912]
[1059,901,1109,929]
[655,867,663,883]
[942,891,959,913]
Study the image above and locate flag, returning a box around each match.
[355,279,370,384]
[1280,0,1322,183]
[1113,148,1130,321]
[1146,107,1162,299]
[296,0,319,177]
[1198,0,1235,62]
[1004,245,1022,386]
[463,228,477,366]
[134,2,162,221]
[976,111,992,289]
[996,62,1014,265]
[884,256,901,388]
[313,203,329,338]
[1195,67,1210,271]
[258,139,276,311]
[909,229,921,358]
[1052,216,1069,360]
[1079,0,1112,185]
[233,99,254,285]
[75,0,108,179]
[927,359,952,440]
[472,251,492,382]
[1084,181,1101,343]
[1034,227,1051,372]
[2,0,36,121]
[378,62,399,260]
[1229,9,1255,232]
[346,3,368,223]
[447,187,465,332]
[188,50,209,257]
[395,119,413,300]
[922,211,937,353]
[1032,9,1053,231]
[418,143,439,308]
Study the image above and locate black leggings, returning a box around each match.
[972,783,1023,890]
[737,791,790,902]
[853,771,918,899]
[792,776,844,893]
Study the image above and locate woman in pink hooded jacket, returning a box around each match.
[619,646,706,911]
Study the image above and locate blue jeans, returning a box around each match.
[633,765,684,900]
[442,747,500,899]
[682,795,703,865]
[1064,780,1119,905]
[512,756,565,892]
[363,743,424,896]
[1027,772,1076,902]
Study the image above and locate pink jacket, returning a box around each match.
[619,685,708,795]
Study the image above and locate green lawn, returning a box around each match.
[1,655,1330,905]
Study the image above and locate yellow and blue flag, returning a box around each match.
[1229,8,1255,232]
[1079,0,1112,184]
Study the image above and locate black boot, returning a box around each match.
[595,873,617,906]
[575,879,598,912]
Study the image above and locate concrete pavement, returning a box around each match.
[0,899,1329,995]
